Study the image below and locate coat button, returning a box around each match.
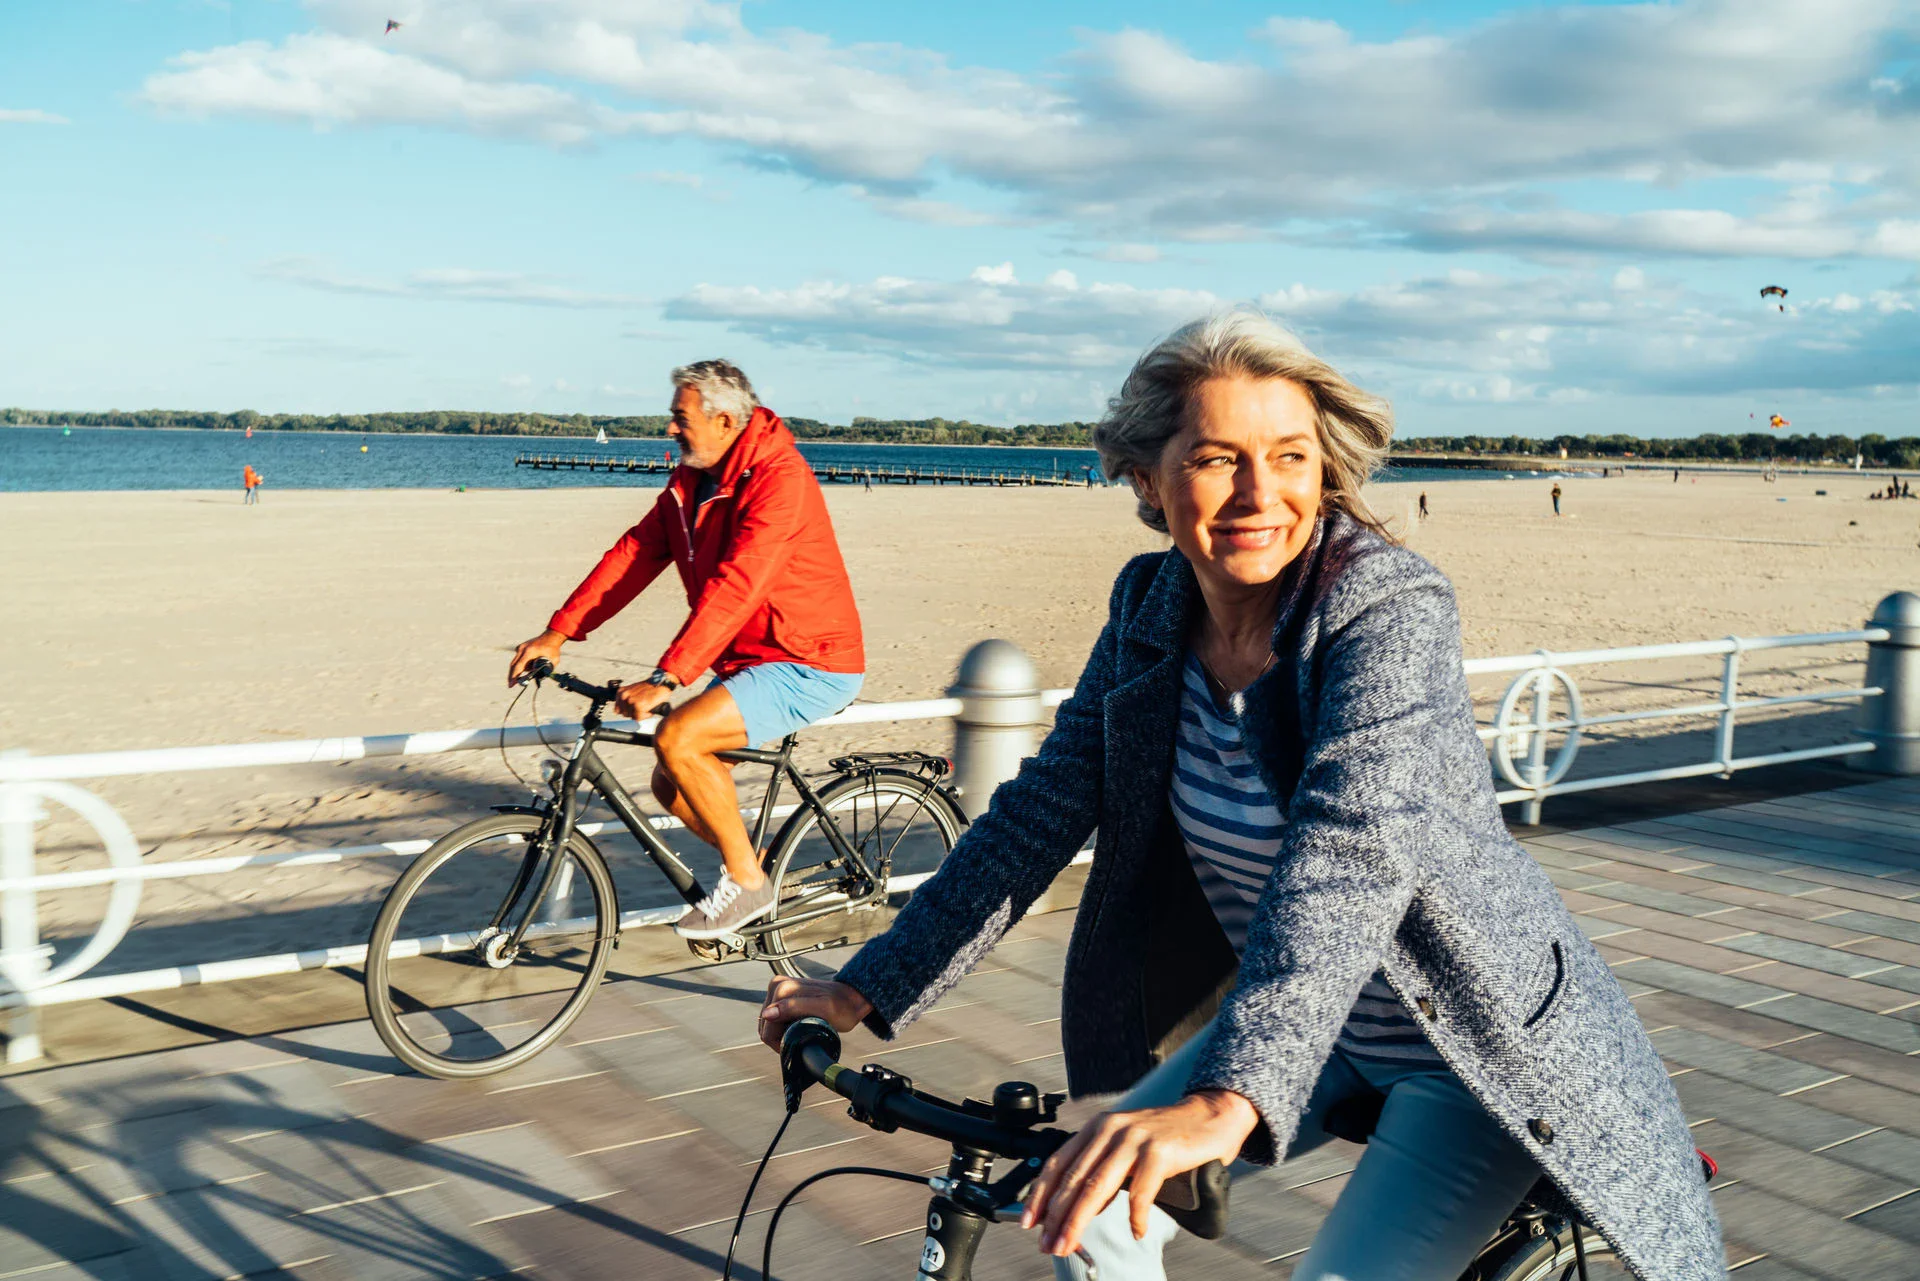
[1529,1118,1554,1145]
[1415,997,1436,1021]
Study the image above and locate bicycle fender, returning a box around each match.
[937,786,971,826]
[488,803,548,817]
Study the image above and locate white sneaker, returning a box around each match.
[674,872,778,940]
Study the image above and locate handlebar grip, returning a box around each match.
[781,1017,843,1108]
[1152,1160,1230,1240]
[525,657,555,682]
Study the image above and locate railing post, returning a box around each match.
[0,755,48,1064]
[947,641,1042,821]
[1717,637,1746,777]
[1523,666,1549,826]
[1856,591,1920,774]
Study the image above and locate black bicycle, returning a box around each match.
[364,660,965,1079]
[744,1018,1229,1281]
[756,1020,1716,1281]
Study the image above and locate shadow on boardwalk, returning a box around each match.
[4,776,1920,1279]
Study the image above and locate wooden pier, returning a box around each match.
[513,453,1086,487]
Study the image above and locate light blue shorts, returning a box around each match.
[716,663,865,747]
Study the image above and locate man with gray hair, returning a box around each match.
[509,360,867,940]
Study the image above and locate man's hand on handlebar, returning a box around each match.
[509,630,568,687]
[614,681,675,721]
[759,976,873,1051]
[1023,1090,1257,1258]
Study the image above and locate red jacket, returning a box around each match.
[548,408,865,685]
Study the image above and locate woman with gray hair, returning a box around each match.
[760,311,1722,1280]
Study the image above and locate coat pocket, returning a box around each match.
[1519,940,1568,1030]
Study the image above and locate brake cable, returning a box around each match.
[722,1082,924,1281]
[760,1166,928,1281]
[497,675,569,796]
[497,680,534,792]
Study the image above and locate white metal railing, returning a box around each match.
[1466,628,1889,823]
[0,623,1892,1063]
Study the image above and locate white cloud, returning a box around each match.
[255,255,644,307]
[852,190,1019,227]
[970,262,1018,285]
[666,269,1219,369]
[1082,244,1163,264]
[138,1,1920,254]
[0,108,69,125]
[665,262,1920,397]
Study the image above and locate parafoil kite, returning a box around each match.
[1760,285,1787,312]
[385,19,402,34]
[1769,414,1789,429]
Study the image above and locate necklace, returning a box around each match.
[1196,649,1275,717]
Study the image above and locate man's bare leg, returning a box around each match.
[651,685,763,889]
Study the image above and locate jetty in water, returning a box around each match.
[513,453,1085,486]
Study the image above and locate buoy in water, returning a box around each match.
[62,427,71,436]
[360,445,368,453]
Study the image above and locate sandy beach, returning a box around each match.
[5,470,1914,972]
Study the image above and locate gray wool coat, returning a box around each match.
[837,512,1724,1281]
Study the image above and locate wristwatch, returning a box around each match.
[648,667,681,691]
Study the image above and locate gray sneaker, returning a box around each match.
[674,872,778,940]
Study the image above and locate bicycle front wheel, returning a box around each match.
[1483,1225,1628,1281]
[761,770,963,980]
[365,813,617,1079]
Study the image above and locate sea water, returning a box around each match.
[0,426,1523,492]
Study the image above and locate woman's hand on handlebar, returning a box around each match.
[759,976,873,1051]
[509,631,568,687]
[1023,1090,1257,1258]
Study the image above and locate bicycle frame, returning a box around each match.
[491,698,896,958]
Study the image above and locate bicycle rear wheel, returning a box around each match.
[365,813,617,1079]
[760,770,963,979]
[1482,1225,1627,1281]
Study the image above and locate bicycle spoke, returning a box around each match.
[762,776,960,978]
[369,820,614,1071]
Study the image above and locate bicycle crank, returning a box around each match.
[686,935,745,963]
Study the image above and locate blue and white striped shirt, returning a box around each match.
[1172,653,1441,1066]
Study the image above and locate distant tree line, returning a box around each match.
[0,406,1100,446]
[5,407,1915,465]
[1394,432,1920,468]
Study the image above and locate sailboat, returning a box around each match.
[595,426,609,445]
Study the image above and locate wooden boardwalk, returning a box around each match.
[2,776,1916,1279]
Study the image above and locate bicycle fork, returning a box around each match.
[912,1150,1099,1281]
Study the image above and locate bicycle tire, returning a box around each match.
[760,770,963,980]
[365,813,617,1079]
[1481,1224,1627,1281]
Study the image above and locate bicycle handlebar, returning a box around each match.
[522,658,624,705]
[781,1018,1230,1240]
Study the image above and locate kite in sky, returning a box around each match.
[1760,285,1788,312]
[1769,414,1790,429]
[385,19,403,34]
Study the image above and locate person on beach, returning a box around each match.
[1551,481,1563,515]
[242,465,262,505]
[508,360,866,940]
[1417,490,1429,520]
[756,311,1721,1281]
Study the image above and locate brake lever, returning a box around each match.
[984,1205,1097,1281]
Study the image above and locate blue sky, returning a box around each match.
[3,0,1918,437]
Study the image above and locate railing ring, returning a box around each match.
[0,781,144,992]
[1492,667,1584,792]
